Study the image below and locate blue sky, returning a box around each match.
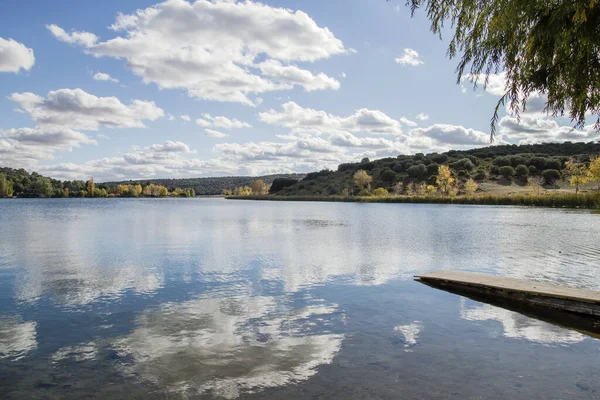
[1,0,597,181]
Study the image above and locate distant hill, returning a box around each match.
[100,174,306,196]
[270,141,600,196]
[0,167,305,198]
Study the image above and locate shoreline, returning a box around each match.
[226,193,600,209]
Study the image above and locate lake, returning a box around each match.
[1,198,599,399]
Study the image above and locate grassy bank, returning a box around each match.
[227,192,600,209]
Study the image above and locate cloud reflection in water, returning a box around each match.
[112,294,344,399]
[460,299,585,345]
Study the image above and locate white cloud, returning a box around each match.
[51,0,348,105]
[92,72,119,83]
[2,88,163,169]
[180,114,191,122]
[416,113,429,121]
[497,114,599,144]
[46,24,98,47]
[395,48,423,66]
[258,60,340,92]
[0,37,35,73]
[197,114,252,130]
[408,124,493,146]
[462,72,507,96]
[205,129,229,138]
[259,102,402,135]
[400,117,417,127]
[148,140,194,153]
[340,72,347,78]
[10,88,164,131]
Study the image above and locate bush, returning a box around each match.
[380,169,396,182]
[451,158,475,171]
[474,168,487,180]
[269,178,298,194]
[372,187,389,196]
[427,163,439,176]
[428,153,448,164]
[515,164,529,177]
[499,166,515,178]
[493,156,512,167]
[546,159,562,170]
[356,189,371,196]
[407,164,428,178]
[393,163,404,173]
[338,163,358,172]
[528,165,538,175]
[542,169,561,185]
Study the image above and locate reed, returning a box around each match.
[227,192,600,209]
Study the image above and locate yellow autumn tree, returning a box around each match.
[250,179,268,195]
[588,156,600,192]
[87,177,95,198]
[0,174,13,198]
[464,178,478,197]
[393,182,404,195]
[416,182,427,196]
[436,165,455,196]
[565,159,589,195]
[426,185,437,195]
[353,170,372,190]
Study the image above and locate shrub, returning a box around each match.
[493,156,511,167]
[546,159,562,170]
[393,163,404,173]
[474,168,487,180]
[372,187,389,196]
[542,169,561,185]
[380,169,396,182]
[427,163,439,176]
[451,158,475,171]
[515,164,529,177]
[356,188,371,196]
[269,178,298,194]
[338,163,358,172]
[528,165,538,175]
[499,166,515,178]
[407,164,428,178]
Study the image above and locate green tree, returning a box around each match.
[499,166,515,179]
[405,0,600,135]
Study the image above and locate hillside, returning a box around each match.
[269,142,600,197]
[104,174,305,196]
[0,168,304,198]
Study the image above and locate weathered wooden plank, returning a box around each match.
[415,270,600,317]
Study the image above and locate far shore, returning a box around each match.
[226,192,600,210]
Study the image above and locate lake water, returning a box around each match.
[1,198,600,399]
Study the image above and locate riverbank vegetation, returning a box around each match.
[0,169,193,198]
[226,142,600,209]
[0,168,303,198]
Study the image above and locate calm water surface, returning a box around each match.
[1,198,600,399]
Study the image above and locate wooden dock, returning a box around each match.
[415,270,600,317]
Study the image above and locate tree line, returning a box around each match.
[0,168,195,198]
